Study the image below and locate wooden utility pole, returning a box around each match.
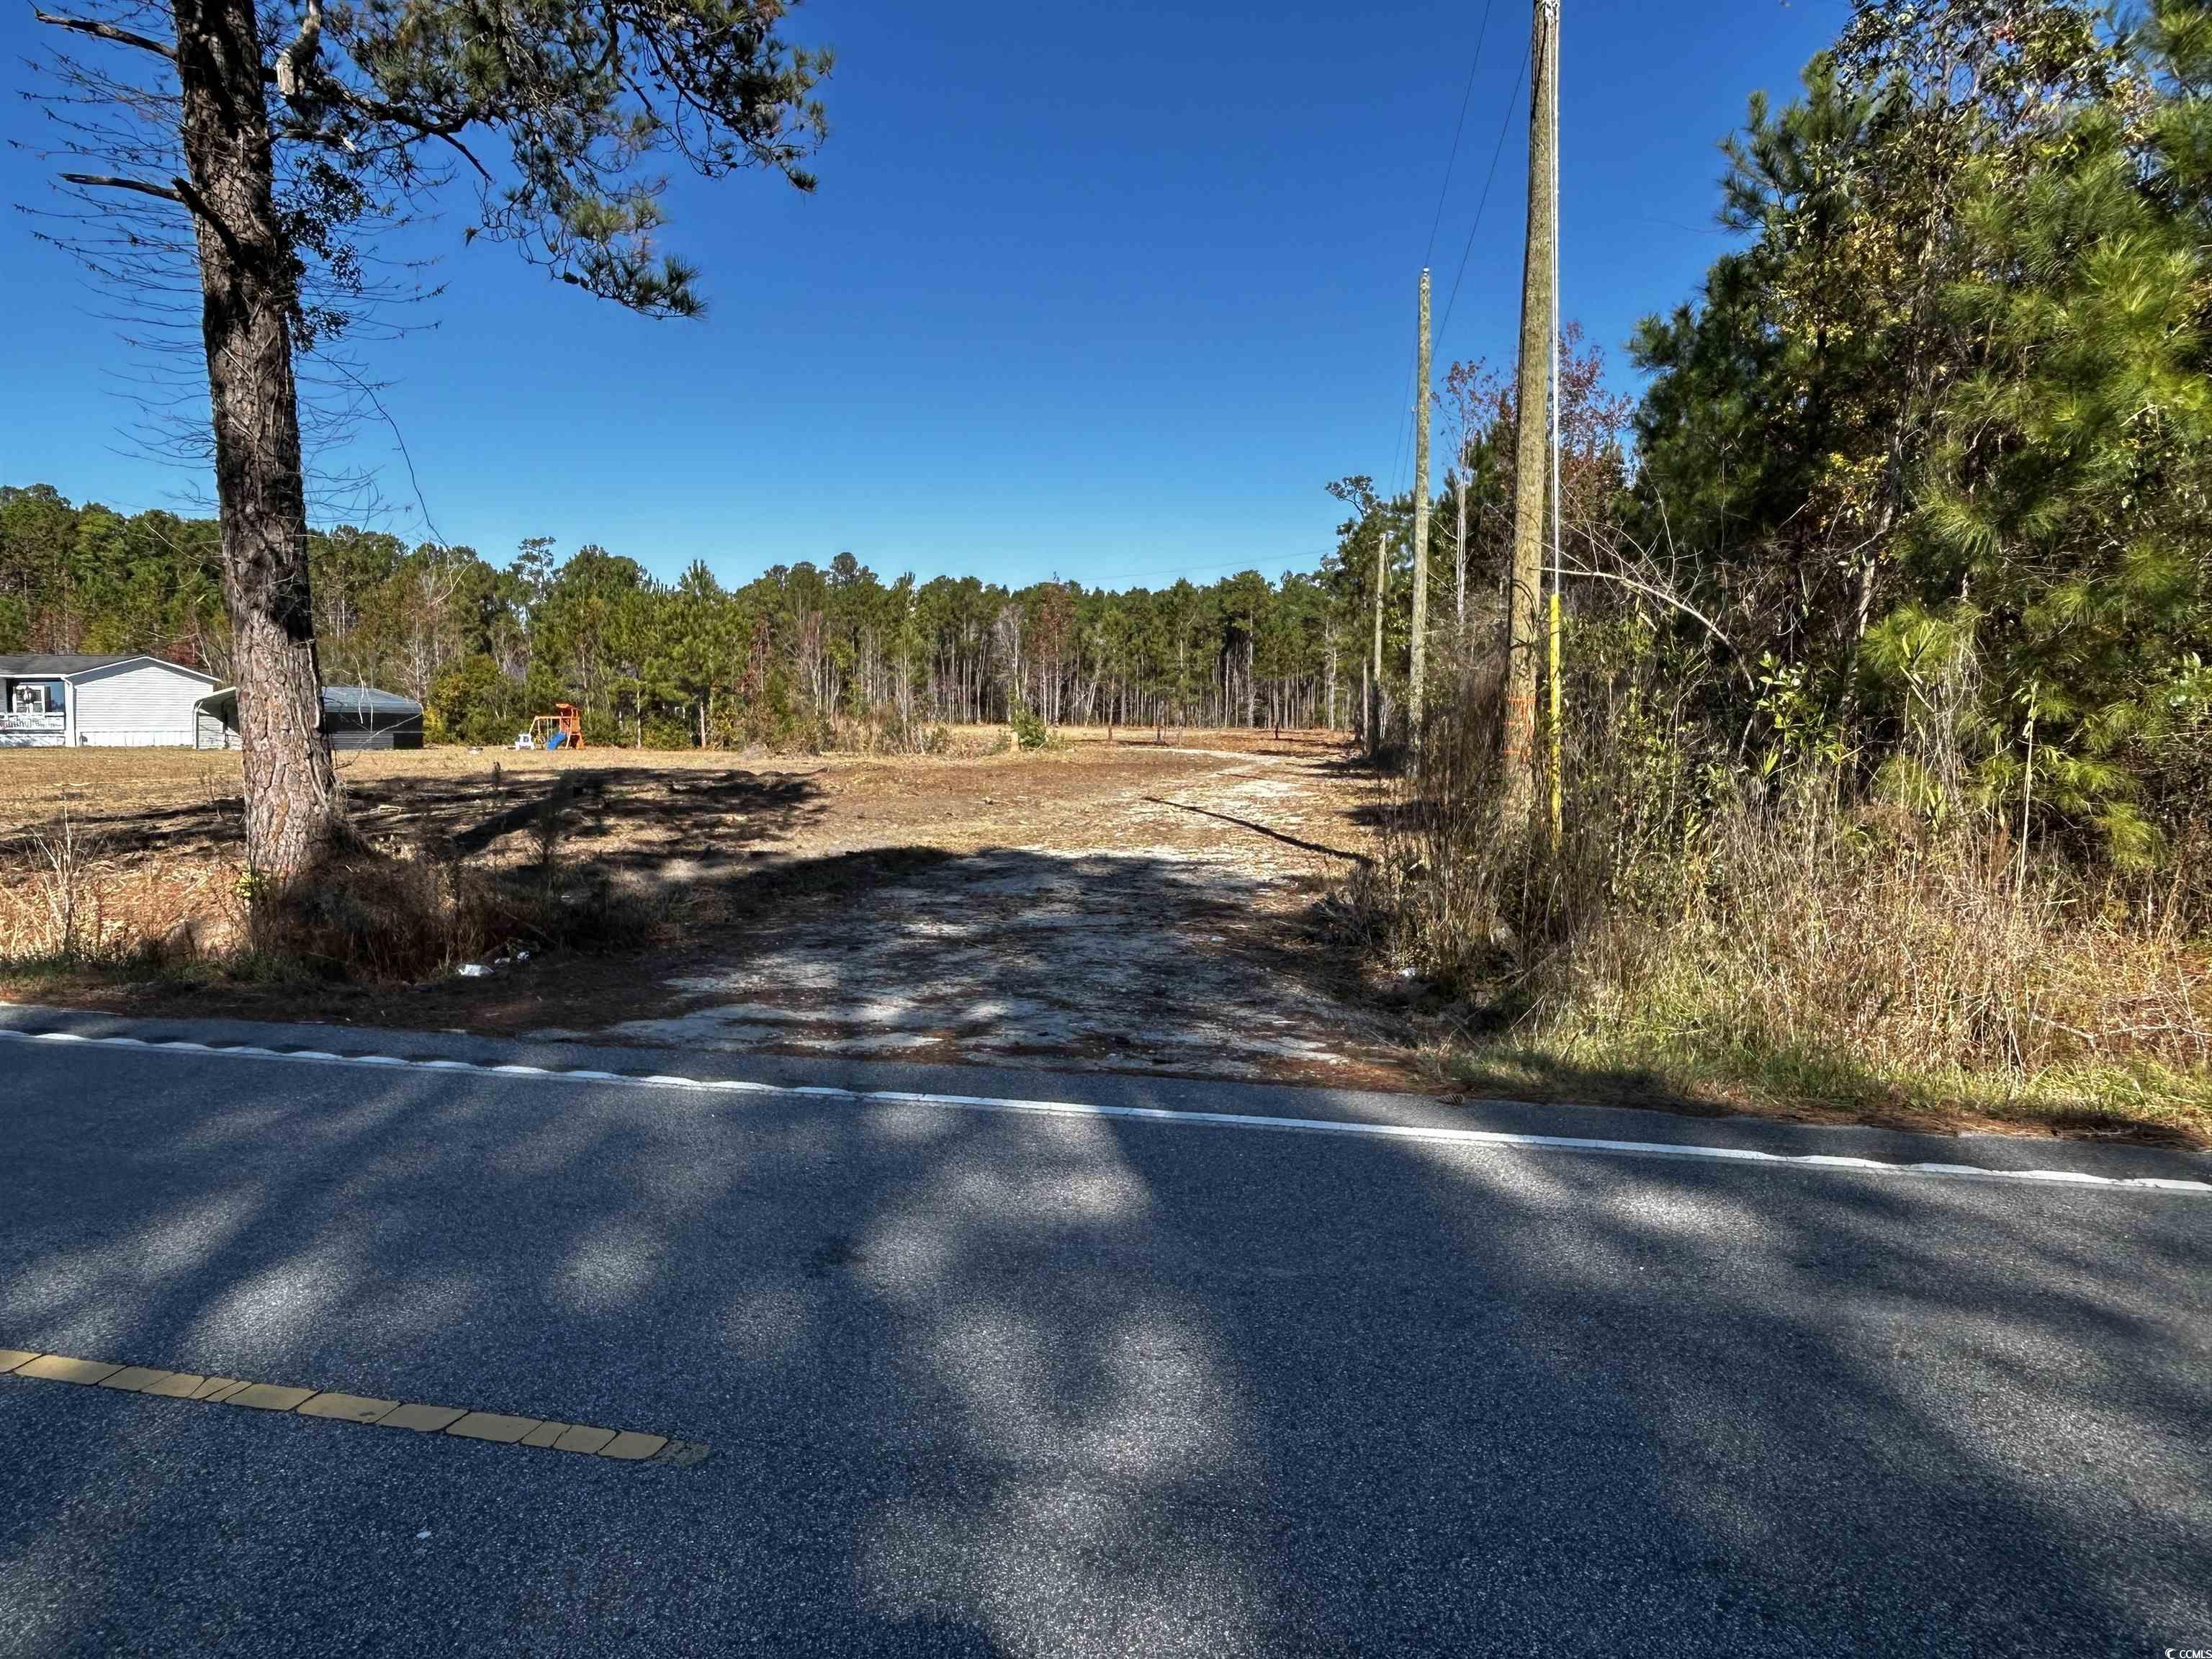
[1545,12,1565,847]
[1410,268,1432,729]
[1503,0,1559,833]
[1371,524,1388,749]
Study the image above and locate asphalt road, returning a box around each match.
[1,1008,2208,1657]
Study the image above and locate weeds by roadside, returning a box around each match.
[0,782,657,989]
[1339,637,2212,1145]
[0,810,238,972]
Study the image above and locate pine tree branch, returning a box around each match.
[78,169,253,264]
[59,171,184,204]
[264,48,493,181]
[438,127,493,181]
[32,9,176,60]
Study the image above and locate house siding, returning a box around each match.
[69,660,212,747]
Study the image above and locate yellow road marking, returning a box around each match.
[448,1411,540,1444]
[380,1403,467,1433]
[299,1392,399,1424]
[19,1356,122,1385]
[1,1349,707,1467]
[231,1383,319,1412]
[97,1366,172,1393]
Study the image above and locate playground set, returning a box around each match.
[514,703,585,751]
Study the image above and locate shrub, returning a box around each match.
[1009,698,1049,750]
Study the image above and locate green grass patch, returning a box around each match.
[1429,1026,2212,1148]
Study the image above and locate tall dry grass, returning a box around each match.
[0,786,653,984]
[1554,795,2210,1082]
[0,814,238,965]
[1349,638,2212,1121]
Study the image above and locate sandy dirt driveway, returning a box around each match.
[571,742,1397,1083]
[0,734,1411,1087]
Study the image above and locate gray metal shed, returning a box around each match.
[323,685,426,750]
[193,683,426,750]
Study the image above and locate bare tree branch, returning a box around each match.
[1563,558,1742,654]
[59,170,184,204]
[266,55,492,180]
[32,10,176,60]
[163,172,249,260]
[429,125,492,181]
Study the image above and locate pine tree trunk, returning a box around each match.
[174,0,338,886]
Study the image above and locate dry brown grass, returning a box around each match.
[0,729,1359,979]
[1539,799,2212,1128]
[0,749,246,835]
[0,728,1336,835]
[1346,660,2212,1141]
[0,824,238,963]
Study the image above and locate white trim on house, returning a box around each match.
[58,655,219,687]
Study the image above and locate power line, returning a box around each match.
[1435,39,1532,356]
[1390,6,1498,516]
[1392,9,1516,515]
[1422,0,1498,271]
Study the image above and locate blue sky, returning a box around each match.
[1,1,1844,590]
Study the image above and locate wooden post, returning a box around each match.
[1503,0,1559,834]
[1545,4,1565,847]
[1411,267,1431,731]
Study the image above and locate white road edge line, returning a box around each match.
[2,1026,2206,1197]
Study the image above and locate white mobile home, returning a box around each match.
[0,654,220,748]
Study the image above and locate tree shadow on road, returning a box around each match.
[2,1038,2208,1654]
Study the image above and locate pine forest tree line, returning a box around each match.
[0,485,1402,747]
